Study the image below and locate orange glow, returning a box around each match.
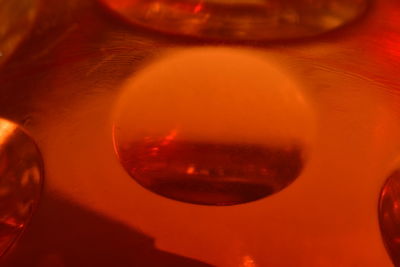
[186,165,195,175]
[161,129,178,146]
[193,2,203,13]
[0,119,17,146]
[242,255,256,267]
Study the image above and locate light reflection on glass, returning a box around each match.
[242,255,256,267]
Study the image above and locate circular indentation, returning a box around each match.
[99,0,369,41]
[113,47,315,205]
[0,118,43,257]
[379,169,400,266]
[0,0,40,65]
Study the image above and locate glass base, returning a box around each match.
[99,0,369,41]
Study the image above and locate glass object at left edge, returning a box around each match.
[0,118,44,259]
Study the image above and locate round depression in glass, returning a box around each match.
[112,48,315,206]
[99,0,370,41]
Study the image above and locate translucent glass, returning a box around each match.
[99,0,369,41]
[0,118,43,258]
[0,0,39,65]
[112,48,315,205]
[379,169,400,266]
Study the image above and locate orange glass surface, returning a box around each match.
[1,0,400,266]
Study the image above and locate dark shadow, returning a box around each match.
[1,193,214,267]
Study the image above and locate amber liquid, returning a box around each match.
[118,141,304,205]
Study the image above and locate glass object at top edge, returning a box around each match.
[99,0,370,41]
